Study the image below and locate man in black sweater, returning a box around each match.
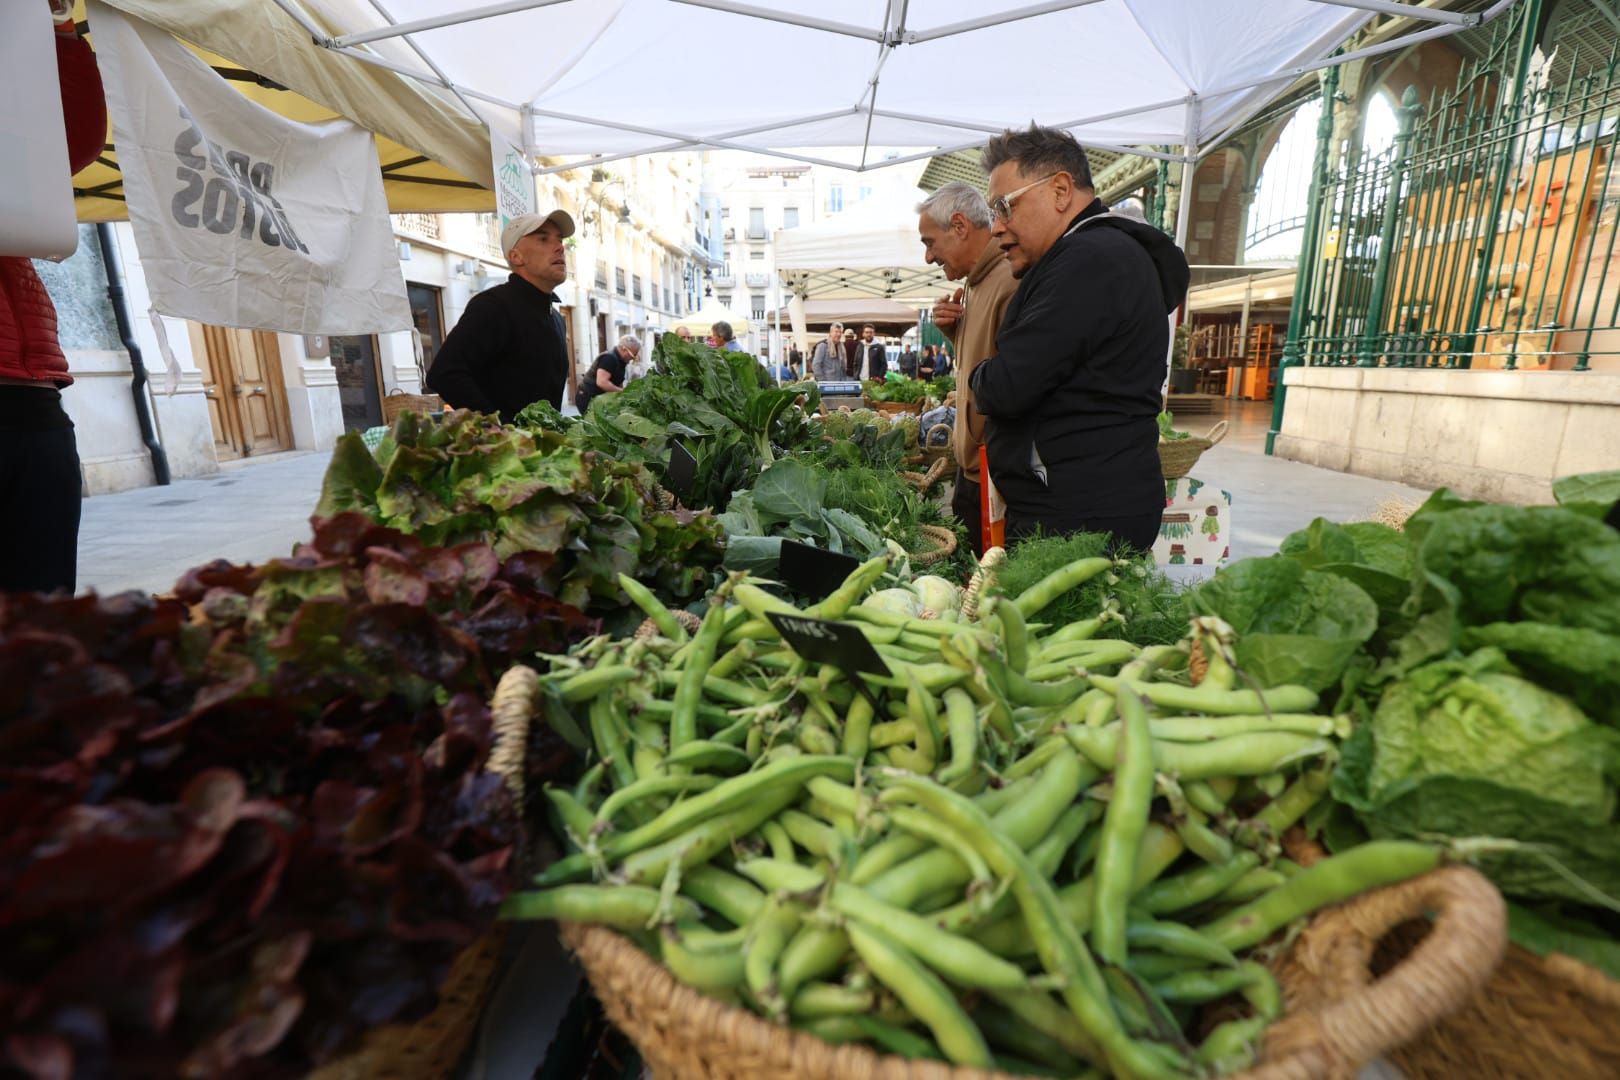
[426,210,574,420]
[970,125,1188,551]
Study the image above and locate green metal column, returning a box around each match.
[1454,0,1543,368]
[1152,151,1172,233]
[1357,87,1424,367]
[1266,62,1340,456]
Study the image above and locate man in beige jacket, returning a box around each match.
[918,181,1017,554]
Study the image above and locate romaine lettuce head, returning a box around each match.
[1367,649,1617,825]
[1188,555,1377,691]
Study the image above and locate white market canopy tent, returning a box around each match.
[82,1,1517,240]
[774,193,946,304]
[667,294,752,337]
[212,0,1514,180]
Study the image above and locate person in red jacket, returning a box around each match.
[0,7,105,594]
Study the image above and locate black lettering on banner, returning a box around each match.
[250,163,308,253]
[200,177,239,235]
[172,167,203,227]
[224,151,258,241]
[166,105,310,253]
[173,109,206,168]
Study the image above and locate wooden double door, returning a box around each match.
[191,325,294,461]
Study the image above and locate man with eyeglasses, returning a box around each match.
[969,125,1189,551]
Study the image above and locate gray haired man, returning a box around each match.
[917,181,1017,555]
[578,334,641,413]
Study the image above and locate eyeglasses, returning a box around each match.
[989,172,1061,221]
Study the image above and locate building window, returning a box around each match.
[826,185,843,213]
[748,206,766,240]
[718,294,732,309]
[632,275,643,301]
[858,185,872,202]
[615,268,626,295]
[751,295,766,321]
[749,250,765,261]
[595,263,608,289]
[783,206,799,229]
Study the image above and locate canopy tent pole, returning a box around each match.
[332,0,576,48]
[1309,0,1480,25]
[1166,98,1200,398]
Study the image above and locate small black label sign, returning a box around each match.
[778,540,860,600]
[666,441,698,505]
[766,612,892,688]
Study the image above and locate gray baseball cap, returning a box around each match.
[500,209,576,253]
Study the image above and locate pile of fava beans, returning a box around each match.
[505,556,1443,1079]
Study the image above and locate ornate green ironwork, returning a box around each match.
[1280,0,1620,381]
[1266,62,1340,456]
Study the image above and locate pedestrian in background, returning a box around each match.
[918,344,938,379]
[711,320,742,351]
[577,334,640,413]
[898,344,918,378]
[811,322,847,381]
[858,323,887,380]
[842,327,860,376]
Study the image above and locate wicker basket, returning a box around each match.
[1159,419,1228,480]
[307,665,536,1079]
[1278,830,1618,1079]
[559,862,1504,1080]
[866,397,925,416]
[921,423,955,465]
[907,523,958,568]
[382,391,444,424]
[959,545,1006,622]
[899,456,950,495]
[1380,929,1620,1078]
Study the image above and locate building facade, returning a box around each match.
[699,150,929,359]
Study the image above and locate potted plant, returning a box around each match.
[1167,323,1200,394]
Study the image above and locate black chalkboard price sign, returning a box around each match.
[778,540,860,600]
[766,611,891,705]
[666,440,699,505]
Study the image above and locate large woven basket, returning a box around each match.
[1380,929,1620,1078]
[867,397,925,416]
[307,665,536,1079]
[1159,419,1228,480]
[382,391,444,423]
[560,862,1504,1080]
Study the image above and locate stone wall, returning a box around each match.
[1273,366,1620,503]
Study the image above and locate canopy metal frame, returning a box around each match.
[269,0,1522,178]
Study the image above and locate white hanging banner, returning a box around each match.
[490,132,536,240]
[88,0,410,335]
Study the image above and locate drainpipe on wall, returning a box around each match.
[95,223,170,486]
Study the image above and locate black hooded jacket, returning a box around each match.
[970,198,1190,520]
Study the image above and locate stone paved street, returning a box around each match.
[76,400,1433,597]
